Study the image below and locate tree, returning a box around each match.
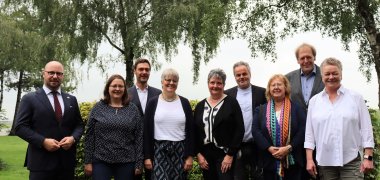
[4,0,235,85]
[236,0,380,108]
[0,4,83,134]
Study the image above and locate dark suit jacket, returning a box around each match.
[194,96,244,156]
[252,102,306,170]
[143,95,194,160]
[286,65,324,112]
[127,85,162,115]
[15,88,84,171]
[224,84,267,123]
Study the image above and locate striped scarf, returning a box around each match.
[266,98,295,179]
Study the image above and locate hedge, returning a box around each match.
[75,102,380,179]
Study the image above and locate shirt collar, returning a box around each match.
[300,65,317,76]
[237,84,252,92]
[322,85,345,96]
[43,85,62,95]
[135,84,149,91]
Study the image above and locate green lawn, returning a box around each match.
[0,136,28,180]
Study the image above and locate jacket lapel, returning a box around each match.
[35,88,57,121]
[61,92,70,119]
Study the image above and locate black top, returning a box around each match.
[194,95,244,156]
[84,101,143,169]
[252,101,306,169]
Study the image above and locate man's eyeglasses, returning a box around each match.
[45,71,64,77]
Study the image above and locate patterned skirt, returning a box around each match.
[152,140,187,180]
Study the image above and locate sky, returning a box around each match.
[1,31,378,121]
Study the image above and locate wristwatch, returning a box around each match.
[364,154,373,161]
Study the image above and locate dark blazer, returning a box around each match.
[128,85,162,115]
[224,84,267,121]
[252,101,306,170]
[15,88,84,171]
[286,65,324,112]
[194,95,244,156]
[143,95,194,160]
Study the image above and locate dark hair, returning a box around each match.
[133,58,151,70]
[102,74,129,106]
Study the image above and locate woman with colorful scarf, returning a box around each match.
[252,74,306,180]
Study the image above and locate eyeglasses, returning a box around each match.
[110,85,125,89]
[45,71,64,77]
[164,79,178,83]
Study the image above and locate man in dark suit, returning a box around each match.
[15,61,84,180]
[286,43,324,180]
[225,61,267,180]
[286,43,324,112]
[127,58,161,180]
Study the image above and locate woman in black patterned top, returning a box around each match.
[84,74,143,180]
[194,68,244,180]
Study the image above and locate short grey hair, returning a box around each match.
[208,68,226,85]
[233,61,251,75]
[320,57,343,74]
[161,68,179,81]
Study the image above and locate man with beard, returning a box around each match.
[15,61,84,180]
[128,58,161,180]
[225,61,266,180]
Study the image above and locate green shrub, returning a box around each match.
[0,158,7,171]
[74,101,204,179]
[75,102,96,180]
[365,109,380,180]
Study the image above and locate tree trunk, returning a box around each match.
[125,47,135,87]
[9,70,24,136]
[0,70,4,111]
[356,0,380,109]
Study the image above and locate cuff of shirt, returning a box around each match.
[362,142,375,149]
[304,142,315,149]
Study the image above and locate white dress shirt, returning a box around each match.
[43,85,65,114]
[304,86,374,166]
[236,86,254,142]
[136,86,148,114]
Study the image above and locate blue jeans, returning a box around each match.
[92,161,135,180]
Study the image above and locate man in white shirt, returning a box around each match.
[304,57,374,179]
[127,58,161,180]
[225,61,266,180]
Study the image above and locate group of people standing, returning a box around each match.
[14,42,374,180]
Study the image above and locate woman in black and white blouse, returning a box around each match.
[143,68,194,180]
[194,68,244,180]
[84,74,143,180]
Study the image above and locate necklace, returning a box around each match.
[161,94,177,102]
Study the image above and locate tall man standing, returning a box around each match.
[286,43,324,112]
[225,61,267,180]
[286,43,324,179]
[15,61,84,180]
[127,58,161,180]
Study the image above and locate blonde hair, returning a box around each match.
[265,74,291,101]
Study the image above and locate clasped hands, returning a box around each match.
[268,145,291,160]
[197,153,233,173]
[43,136,75,151]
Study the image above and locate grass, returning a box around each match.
[0,136,28,180]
